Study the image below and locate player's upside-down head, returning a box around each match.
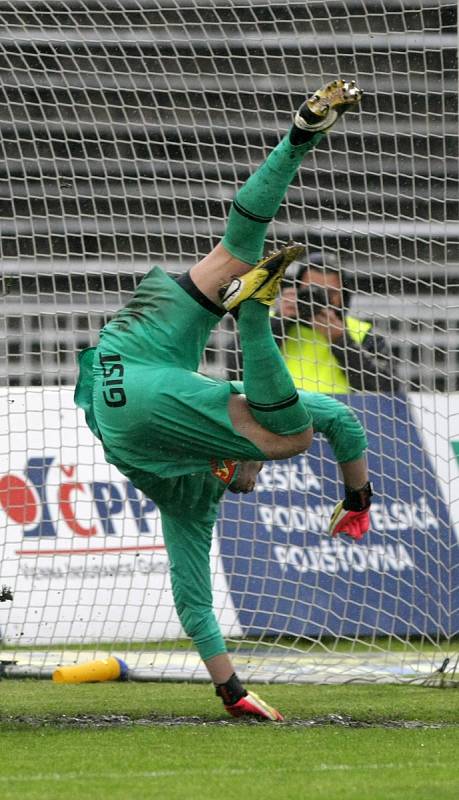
[228,461,264,494]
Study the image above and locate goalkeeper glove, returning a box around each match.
[328,481,373,541]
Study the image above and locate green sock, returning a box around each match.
[221,130,324,265]
[238,300,312,435]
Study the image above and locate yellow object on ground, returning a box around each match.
[52,656,128,684]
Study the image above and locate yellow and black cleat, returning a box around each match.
[294,78,363,133]
[220,242,305,312]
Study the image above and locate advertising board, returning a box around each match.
[219,395,458,638]
[0,389,241,644]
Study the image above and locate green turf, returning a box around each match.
[2,681,459,800]
[2,680,459,722]
[2,726,459,800]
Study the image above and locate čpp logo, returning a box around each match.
[0,456,156,538]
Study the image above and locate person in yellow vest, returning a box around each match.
[273,253,399,394]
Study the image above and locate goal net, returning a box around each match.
[1,0,458,684]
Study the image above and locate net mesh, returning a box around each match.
[0,0,458,683]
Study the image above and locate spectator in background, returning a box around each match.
[226,251,399,393]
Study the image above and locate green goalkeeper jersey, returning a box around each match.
[75,267,367,516]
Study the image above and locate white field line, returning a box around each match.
[0,763,450,784]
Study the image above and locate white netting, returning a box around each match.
[0,0,458,683]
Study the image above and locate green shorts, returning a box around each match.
[88,266,266,480]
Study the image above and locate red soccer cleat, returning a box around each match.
[225,691,284,721]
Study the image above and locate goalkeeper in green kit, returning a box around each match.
[76,79,372,721]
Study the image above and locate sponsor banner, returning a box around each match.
[0,389,241,645]
[219,395,458,638]
[3,390,459,645]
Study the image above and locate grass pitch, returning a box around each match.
[2,681,459,800]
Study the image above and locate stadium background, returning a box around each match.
[0,0,457,392]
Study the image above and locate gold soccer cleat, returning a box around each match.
[220,242,305,311]
[294,78,363,133]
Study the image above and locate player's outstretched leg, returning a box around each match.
[161,504,283,722]
[190,77,363,304]
[220,77,363,269]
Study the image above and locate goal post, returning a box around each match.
[0,0,458,684]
